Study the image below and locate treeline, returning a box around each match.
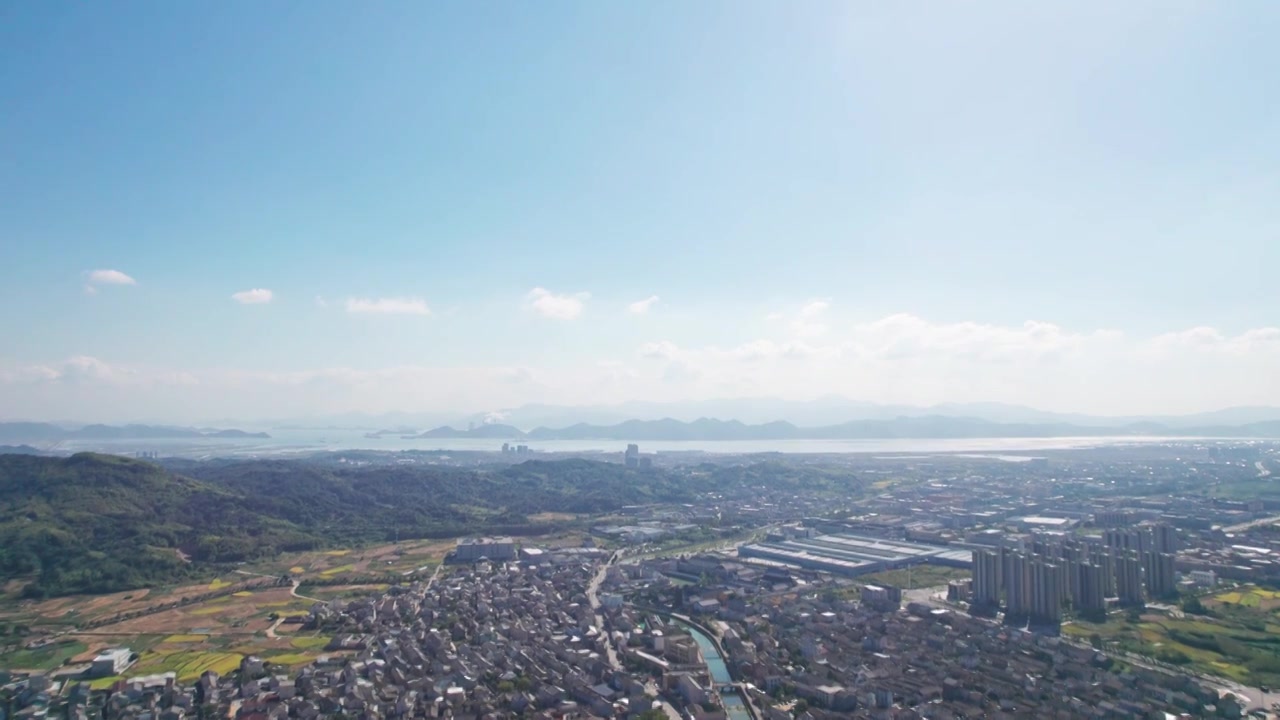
[0,452,860,598]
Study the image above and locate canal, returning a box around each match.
[677,620,753,720]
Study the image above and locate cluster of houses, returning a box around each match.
[603,554,1252,719]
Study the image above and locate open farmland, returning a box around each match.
[1065,586,1280,688]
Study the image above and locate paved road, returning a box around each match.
[422,563,443,591]
[288,580,322,603]
[643,681,682,720]
[1223,514,1280,533]
[586,551,622,671]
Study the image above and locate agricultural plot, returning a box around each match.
[130,648,245,681]
[1065,586,1280,688]
[1208,586,1280,611]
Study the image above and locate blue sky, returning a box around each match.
[1,2,1278,421]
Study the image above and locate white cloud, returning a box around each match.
[84,269,137,291]
[843,313,1111,362]
[632,315,1280,414]
[4,317,1280,421]
[314,296,329,308]
[345,297,431,316]
[627,295,660,315]
[1150,325,1280,357]
[231,288,273,304]
[525,287,589,320]
[639,340,681,360]
[792,300,830,338]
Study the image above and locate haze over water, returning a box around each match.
[54,430,1224,458]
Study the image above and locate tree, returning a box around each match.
[1181,595,1211,616]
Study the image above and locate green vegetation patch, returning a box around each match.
[0,640,87,671]
[89,676,121,690]
[1069,601,1280,689]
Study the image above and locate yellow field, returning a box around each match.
[323,550,351,557]
[1212,587,1280,608]
[290,636,330,650]
[233,591,253,597]
[320,564,355,576]
[132,650,244,681]
[163,634,209,643]
[266,653,313,665]
[178,652,243,680]
[208,578,231,591]
[289,566,305,574]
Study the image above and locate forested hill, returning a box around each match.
[0,453,766,598]
[0,453,249,598]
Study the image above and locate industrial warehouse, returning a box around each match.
[738,527,972,576]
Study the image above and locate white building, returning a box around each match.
[1188,569,1217,587]
[455,537,516,562]
[91,648,134,678]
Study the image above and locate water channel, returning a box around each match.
[676,621,752,720]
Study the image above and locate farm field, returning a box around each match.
[1063,585,1280,688]
[1,585,327,674]
[1,534,576,677]
[245,538,457,580]
[0,538,461,634]
[81,629,338,688]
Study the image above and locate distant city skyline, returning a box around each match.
[2,3,1277,421]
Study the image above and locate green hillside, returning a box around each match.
[0,453,699,598]
[0,453,313,597]
[1,452,862,598]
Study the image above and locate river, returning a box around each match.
[677,620,752,720]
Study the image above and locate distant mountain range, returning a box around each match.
[0,444,47,455]
[459,399,1280,430]
[404,415,1280,441]
[10,400,1280,443]
[298,398,1280,432]
[0,423,271,444]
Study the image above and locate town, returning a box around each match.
[3,440,1280,719]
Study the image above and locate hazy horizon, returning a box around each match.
[4,396,1280,430]
[3,3,1277,423]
